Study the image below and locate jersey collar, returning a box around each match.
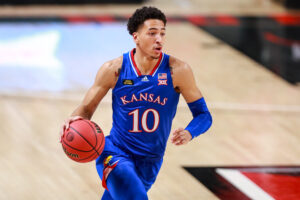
[129,48,163,77]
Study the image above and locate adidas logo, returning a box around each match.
[141,76,149,82]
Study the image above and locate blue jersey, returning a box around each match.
[109,49,180,158]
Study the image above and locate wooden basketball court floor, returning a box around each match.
[0,0,300,199]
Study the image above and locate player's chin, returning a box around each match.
[151,50,161,58]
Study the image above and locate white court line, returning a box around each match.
[210,102,300,112]
[1,91,300,113]
[216,168,275,200]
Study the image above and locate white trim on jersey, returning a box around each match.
[129,52,139,77]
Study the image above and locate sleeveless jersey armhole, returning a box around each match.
[112,55,125,91]
[167,56,180,94]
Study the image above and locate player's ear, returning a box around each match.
[132,32,139,44]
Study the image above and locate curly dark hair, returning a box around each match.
[127,6,167,35]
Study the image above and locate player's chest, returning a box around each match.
[114,74,174,107]
[118,73,171,92]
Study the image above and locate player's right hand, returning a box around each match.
[59,116,83,142]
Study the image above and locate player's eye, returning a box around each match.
[148,32,156,36]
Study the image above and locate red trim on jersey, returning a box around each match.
[130,49,142,76]
[149,53,163,76]
[130,49,162,76]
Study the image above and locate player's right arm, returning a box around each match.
[60,56,122,138]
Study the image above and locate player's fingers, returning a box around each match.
[175,138,185,145]
[172,129,180,136]
[173,138,181,145]
[172,130,186,142]
[171,135,180,143]
[171,133,180,143]
[66,116,83,129]
[173,131,191,145]
[178,127,184,131]
[70,116,83,122]
[172,133,185,144]
[175,127,184,133]
[176,135,190,145]
[65,120,70,130]
[170,129,179,141]
[171,127,184,138]
[180,138,189,145]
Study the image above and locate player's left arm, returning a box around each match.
[170,56,212,145]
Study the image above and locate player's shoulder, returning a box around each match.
[169,55,191,74]
[94,56,123,88]
[101,56,123,72]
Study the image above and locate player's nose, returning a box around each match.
[155,35,163,44]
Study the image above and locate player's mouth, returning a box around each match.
[154,47,162,53]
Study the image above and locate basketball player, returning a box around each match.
[60,6,212,200]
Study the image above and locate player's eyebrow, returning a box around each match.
[148,27,166,31]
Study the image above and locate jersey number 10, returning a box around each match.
[128,108,160,133]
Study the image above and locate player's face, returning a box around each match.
[134,19,166,59]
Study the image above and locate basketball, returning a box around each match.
[61,119,105,163]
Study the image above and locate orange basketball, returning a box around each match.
[61,119,105,163]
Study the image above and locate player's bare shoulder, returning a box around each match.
[169,55,191,73]
[169,55,193,92]
[95,56,123,89]
[101,56,123,76]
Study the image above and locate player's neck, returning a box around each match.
[134,48,159,75]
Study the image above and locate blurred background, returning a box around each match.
[0,0,299,199]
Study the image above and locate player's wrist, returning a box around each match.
[184,130,192,141]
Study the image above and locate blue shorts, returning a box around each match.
[95,136,163,200]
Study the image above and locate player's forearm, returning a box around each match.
[185,97,213,139]
[70,84,108,120]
